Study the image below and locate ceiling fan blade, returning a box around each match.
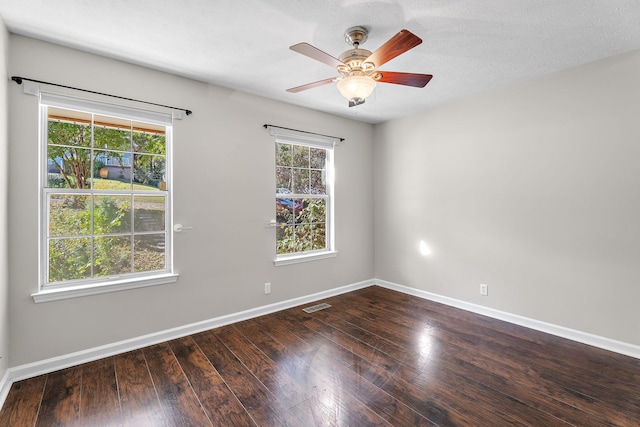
[290,43,345,68]
[376,71,433,87]
[286,77,336,93]
[364,29,423,68]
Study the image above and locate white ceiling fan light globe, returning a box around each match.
[336,75,376,101]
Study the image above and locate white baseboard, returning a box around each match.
[374,278,640,360]
[0,369,10,409]
[2,279,374,406]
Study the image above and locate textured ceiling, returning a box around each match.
[2,0,640,124]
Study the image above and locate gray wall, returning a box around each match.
[8,35,374,366]
[6,32,639,368]
[374,49,640,346]
[0,17,9,375]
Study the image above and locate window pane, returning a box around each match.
[292,145,309,168]
[300,198,326,224]
[295,224,313,251]
[311,223,327,250]
[309,170,326,194]
[276,197,326,254]
[94,115,132,151]
[276,198,298,225]
[310,148,326,169]
[276,143,292,166]
[94,149,131,186]
[93,236,132,277]
[276,225,297,254]
[49,194,91,237]
[276,167,292,192]
[133,129,165,155]
[48,115,91,148]
[48,237,92,282]
[134,234,166,272]
[94,195,131,234]
[133,154,165,190]
[134,195,166,232]
[292,168,309,193]
[46,147,92,189]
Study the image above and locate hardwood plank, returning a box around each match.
[0,375,46,427]
[289,309,421,381]
[79,357,122,426]
[214,325,310,407]
[144,342,212,426]
[245,316,435,426]
[226,321,396,426]
[114,350,167,426]
[168,336,257,426]
[282,394,391,427]
[35,366,82,427]
[272,310,483,425]
[192,329,287,426]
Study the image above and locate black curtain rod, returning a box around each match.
[263,124,344,142]
[11,76,192,116]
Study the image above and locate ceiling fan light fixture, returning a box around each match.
[336,75,376,102]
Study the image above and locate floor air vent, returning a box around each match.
[302,303,332,313]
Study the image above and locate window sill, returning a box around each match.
[274,251,337,266]
[32,273,179,303]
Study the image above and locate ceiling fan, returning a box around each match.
[287,26,433,107]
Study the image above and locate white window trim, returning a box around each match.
[34,92,177,301]
[274,250,338,266]
[32,273,179,303]
[271,129,337,265]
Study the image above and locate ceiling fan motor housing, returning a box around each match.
[338,48,374,75]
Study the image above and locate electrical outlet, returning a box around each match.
[264,282,271,294]
[480,283,488,296]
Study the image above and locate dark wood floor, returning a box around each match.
[2,286,639,426]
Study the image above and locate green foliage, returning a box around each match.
[276,198,326,254]
[47,173,68,188]
[94,126,130,151]
[48,196,163,283]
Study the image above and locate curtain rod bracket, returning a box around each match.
[11,75,192,116]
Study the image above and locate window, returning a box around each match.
[37,93,176,299]
[274,130,336,264]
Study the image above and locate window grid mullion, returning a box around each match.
[90,113,96,279]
